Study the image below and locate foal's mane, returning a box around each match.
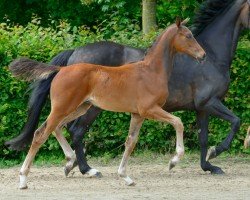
[143,25,175,58]
[191,0,236,36]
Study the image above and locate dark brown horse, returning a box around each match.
[9,19,205,189]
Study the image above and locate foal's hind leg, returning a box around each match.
[141,106,184,170]
[118,114,144,186]
[53,128,77,176]
[19,103,92,189]
[19,113,63,189]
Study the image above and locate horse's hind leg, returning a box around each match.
[141,106,184,170]
[57,103,101,177]
[67,106,103,177]
[118,113,144,186]
[19,113,64,189]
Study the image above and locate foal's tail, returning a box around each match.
[9,58,60,81]
[5,50,74,151]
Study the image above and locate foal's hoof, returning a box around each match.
[19,185,28,190]
[64,160,78,177]
[64,167,71,177]
[86,169,103,178]
[206,146,217,161]
[19,175,28,189]
[123,176,136,186]
[168,160,176,171]
[211,167,225,175]
[127,181,136,186]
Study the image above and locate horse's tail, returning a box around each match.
[5,49,74,151]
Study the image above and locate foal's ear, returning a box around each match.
[181,18,190,26]
[176,17,182,28]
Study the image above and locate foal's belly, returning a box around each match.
[88,94,138,113]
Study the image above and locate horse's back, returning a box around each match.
[68,41,145,66]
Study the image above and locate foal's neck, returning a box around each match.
[143,26,176,76]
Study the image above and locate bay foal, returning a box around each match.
[10,19,205,189]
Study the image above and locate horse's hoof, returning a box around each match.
[211,167,225,175]
[206,146,217,161]
[86,168,102,178]
[94,171,103,178]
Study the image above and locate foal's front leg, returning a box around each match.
[118,113,144,186]
[142,106,184,169]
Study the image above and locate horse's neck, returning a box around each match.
[197,1,243,73]
[144,27,175,76]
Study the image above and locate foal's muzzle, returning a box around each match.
[197,53,206,63]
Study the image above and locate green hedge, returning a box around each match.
[0,22,249,163]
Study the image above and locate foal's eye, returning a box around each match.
[186,34,192,39]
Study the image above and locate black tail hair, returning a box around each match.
[5,49,74,151]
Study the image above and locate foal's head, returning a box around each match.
[172,18,206,62]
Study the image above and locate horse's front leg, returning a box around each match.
[118,113,144,186]
[203,99,240,161]
[67,106,103,178]
[197,111,224,174]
